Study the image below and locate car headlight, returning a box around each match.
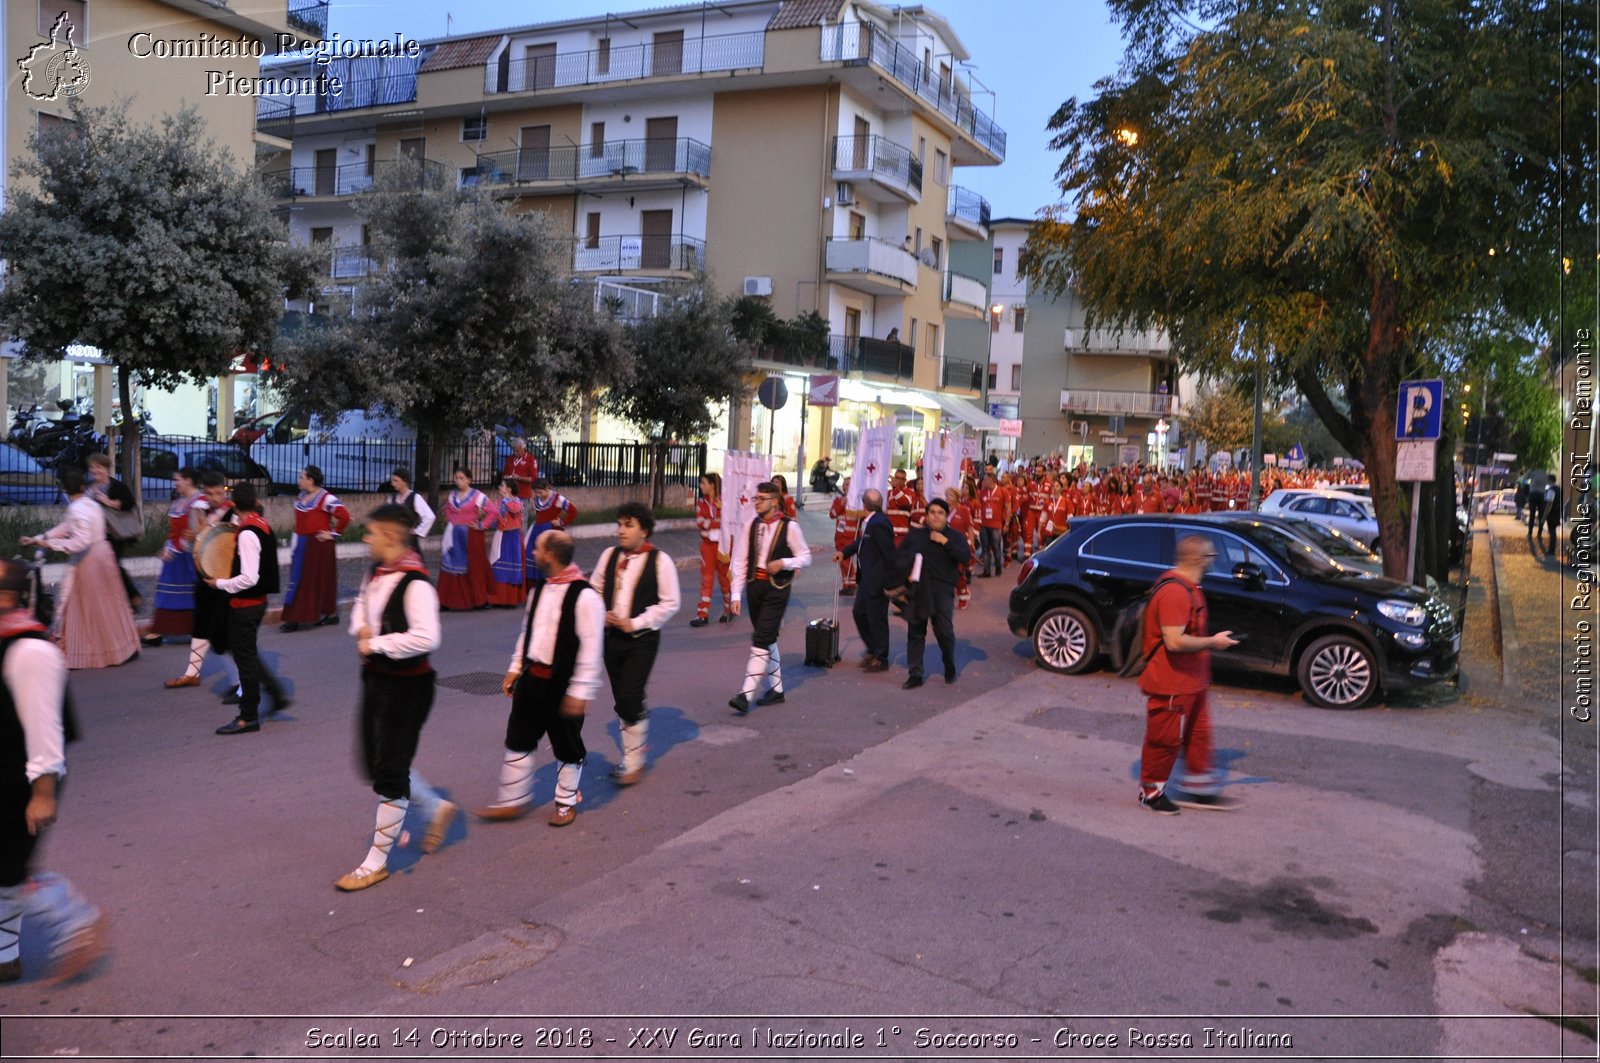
[1396,631,1428,650]
[1378,599,1426,626]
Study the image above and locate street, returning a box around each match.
[0,507,1593,1060]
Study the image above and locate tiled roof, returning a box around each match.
[768,0,846,30]
[419,36,499,73]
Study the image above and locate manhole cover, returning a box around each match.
[439,671,506,696]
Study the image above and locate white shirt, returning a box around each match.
[215,527,263,594]
[393,490,437,538]
[729,517,812,603]
[6,630,67,782]
[39,495,104,556]
[507,579,605,702]
[589,546,681,633]
[350,569,442,660]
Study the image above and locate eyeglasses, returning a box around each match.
[754,495,775,502]
[1200,553,1219,561]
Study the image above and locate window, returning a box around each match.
[309,227,333,245]
[364,144,376,177]
[398,137,425,161]
[462,116,488,142]
[934,149,948,185]
[590,122,605,158]
[987,365,998,390]
[848,211,865,240]
[993,247,1004,275]
[360,224,371,246]
[596,36,611,74]
[1290,496,1329,514]
[909,318,919,350]
[1083,525,1171,566]
[928,323,939,360]
[39,1,86,39]
[929,236,942,270]
[36,111,75,138]
[914,227,923,255]
[1197,530,1285,583]
[1010,365,1022,390]
[917,136,926,164]
[585,212,601,249]
[989,306,1001,333]
[1013,306,1026,332]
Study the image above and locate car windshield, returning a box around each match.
[1252,523,1348,578]
[1292,522,1372,560]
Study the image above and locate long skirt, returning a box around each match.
[523,521,558,585]
[438,526,490,610]
[151,549,197,636]
[487,529,525,607]
[56,542,140,670]
[281,536,337,623]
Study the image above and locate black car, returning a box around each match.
[1006,514,1459,708]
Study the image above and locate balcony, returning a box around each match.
[491,30,765,94]
[286,0,329,38]
[1065,326,1171,358]
[941,358,984,393]
[571,234,705,274]
[820,23,1006,161]
[818,335,916,381]
[322,70,419,112]
[824,237,918,295]
[831,135,922,204]
[943,270,987,318]
[327,245,376,280]
[258,158,444,200]
[256,98,294,139]
[1059,390,1178,417]
[465,138,711,192]
[946,186,991,239]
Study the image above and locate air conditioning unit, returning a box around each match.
[743,275,773,297]
[1070,420,1090,436]
[1063,328,1077,350]
[835,181,855,206]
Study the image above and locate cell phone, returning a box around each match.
[1226,632,1249,643]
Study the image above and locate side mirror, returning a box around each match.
[1232,561,1266,588]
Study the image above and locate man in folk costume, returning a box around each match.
[474,530,602,827]
[487,479,526,608]
[727,482,811,715]
[588,502,680,786]
[500,437,539,503]
[689,472,731,627]
[280,465,350,633]
[209,484,291,736]
[828,477,860,595]
[0,560,106,984]
[334,506,455,891]
[166,471,230,691]
[524,479,579,587]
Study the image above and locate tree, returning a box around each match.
[1181,386,1254,453]
[1021,0,1586,578]
[0,101,313,504]
[276,160,628,506]
[602,286,749,506]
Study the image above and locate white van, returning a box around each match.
[245,407,417,494]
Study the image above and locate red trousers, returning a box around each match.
[1140,690,1214,792]
[697,538,731,620]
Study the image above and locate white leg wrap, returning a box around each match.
[620,720,648,773]
[408,770,441,816]
[555,760,583,807]
[21,872,98,947]
[359,798,408,873]
[767,644,783,694]
[742,647,769,698]
[184,639,210,678]
[493,750,535,808]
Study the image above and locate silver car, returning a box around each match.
[1260,489,1381,551]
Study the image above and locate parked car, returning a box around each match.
[138,440,270,502]
[1259,513,1441,595]
[0,443,66,505]
[1007,513,1459,708]
[1259,489,1380,550]
[1479,487,1516,516]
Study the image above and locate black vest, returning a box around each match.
[0,631,76,790]
[746,517,793,575]
[518,579,593,692]
[365,569,434,674]
[228,521,281,597]
[601,547,660,620]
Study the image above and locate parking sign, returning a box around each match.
[1395,379,1444,440]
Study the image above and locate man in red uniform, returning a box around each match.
[501,438,539,502]
[976,472,1006,577]
[829,479,861,594]
[886,469,919,546]
[1137,535,1239,814]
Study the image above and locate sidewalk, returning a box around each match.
[1484,512,1567,712]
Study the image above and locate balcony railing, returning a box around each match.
[258,158,443,199]
[492,30,765,94]
[947,186,991,231]
[820,22,1006,159]
[327,245,376,279]
[941,358,983,391]
[1059,390,1178,417]
[571,234,706,273]
[465,138,711,186]
[819,335,916,380]
[824,237,918,287]
[256,98,294,137]
[831,134,923,196]
[943,270,987,311]
[321,70,419,112]
[287,0,330,38]
[1065,326,1170,355]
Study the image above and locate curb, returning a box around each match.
[1486,520,1519,689]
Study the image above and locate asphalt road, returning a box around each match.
[1,510,1593,1060]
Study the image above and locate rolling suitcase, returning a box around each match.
[804,573,842,667]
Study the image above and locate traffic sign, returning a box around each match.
[1395,379,1444,440]
[1396,439,1436,481]
[1493,452,1518,463]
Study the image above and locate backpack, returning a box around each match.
[1113,576,1198,678]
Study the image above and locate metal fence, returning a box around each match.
[557,442,707,488]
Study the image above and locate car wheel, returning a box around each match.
[1031,606,1099,674]
[1297,634,1378,708]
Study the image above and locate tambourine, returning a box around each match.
[194,524,238,581]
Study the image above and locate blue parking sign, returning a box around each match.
[1395,379,1444,440]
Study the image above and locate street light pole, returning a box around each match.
[1249,346,1264,509]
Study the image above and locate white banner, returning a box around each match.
[847,421,894,510]
[923,431,963,502]
[721,450,772,561]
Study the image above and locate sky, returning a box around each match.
[323,0,1129,221]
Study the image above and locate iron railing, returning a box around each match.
[465,137,711,186]
[256,98,295,137]
[820,22,1006,159]
[327,245,377,279]
[558,442,706,488]
[831,134,923,195]
[1059,390,1179,417]
[286,0,330,38]
[947,185,991,230]
[943,270,988,310]
[821,335,916,381]
[320,70,419,112]
[570,234,706,273]
[258,158,442,199]
[492,30,765,94]
[940,358,983,392]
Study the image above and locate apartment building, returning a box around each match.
[982,215,1029,449]
[4,0,321,436]
[256,0,1004,477]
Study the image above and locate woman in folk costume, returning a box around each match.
[280,465,350,632]
[387,468,436,543]
[523,478,579,587]
[438,468,492,610]
[690,472,732,626]
[487,479,526,608]
[21,466,139,670]
[144,467,202,648]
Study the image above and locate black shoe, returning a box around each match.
[689,617,709,628]
[141,633,164,647]
[756,689,785,706]
[1138,791,1181,815]
[269,698,294,717]
[728,693,750,715]
[315,614,339,626]
[944,664,957,684]
[718,612,733,623]
[279,622,301,633]
[221,690,241,705]
[902,675,923,689]
[863,658,889,673]
[215,717,259,735]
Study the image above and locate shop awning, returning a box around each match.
[828,377,1001,430]
[930,391,1002,431]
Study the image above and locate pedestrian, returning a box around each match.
[335,504,455,892]
[279,466,349,632]
[690,472,732,627]
[1513,477,1529,522]
[144,466,202,649]
[524,478,579,587]
[387,468,436,548]
[164,470,229,691]
[976,472,1005,577]
[727,481,812,715]
[85,453,142,612]
[836,488,896,673]
[897,497,970,688]
[1540,474,1564,557]
[473,530,603,827]
[487,479,527,608]
[500,437,539,502]
[772,474,799,518]
[1137,535,1239,814]
[885,469,919,545]
[21,466,139,670]
[0,560,106,983]
[829,477,860,596]
[438,468,491,611]
[589,502,680,786]
[946,485,976,610]
[208,483,291,735]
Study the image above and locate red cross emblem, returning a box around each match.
[933,471,945,483]
[866,462,878,476]
[738,494,750,506]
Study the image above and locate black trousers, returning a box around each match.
[226,603,285,723]
[746,580,791,647]
[359,669,436,800]
[505,672,585,764]
[978,527,1004,574]
[603,629,659,725]
[0,780,37,887]
[852,587,890,660]
[906,581,956,678]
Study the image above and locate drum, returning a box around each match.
[194,524,238,581]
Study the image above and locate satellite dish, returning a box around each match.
[920,248,938,267]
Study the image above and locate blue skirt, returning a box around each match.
[154,551,197,612]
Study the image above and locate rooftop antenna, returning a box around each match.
[446,12,453,36]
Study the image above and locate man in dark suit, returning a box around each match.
[897,497,971,688]
[835,489,897,672]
